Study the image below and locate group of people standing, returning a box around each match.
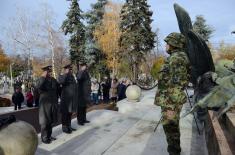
[12,82,39,110]
[11,31,191,154]
[90,77,130,105]
[37,61,91,144]
[11,60,130,144]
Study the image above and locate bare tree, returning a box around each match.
[154,28,162,57]
[5,7,41,84]
[4,3,69,79]
[36,3,69,78]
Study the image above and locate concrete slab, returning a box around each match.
[180,103,208,155]
[103,110,168,155]
[36,88,208,155]
[0,106,15,114]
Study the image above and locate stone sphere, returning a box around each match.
[0,121,38,155]
[125,85,141,102]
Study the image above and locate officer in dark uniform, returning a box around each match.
[37,65,60,144]
[58,64,77,134]
[77,61,91,125]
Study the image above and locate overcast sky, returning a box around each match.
[0,0,235,54]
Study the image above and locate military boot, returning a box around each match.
[62,126,72,134]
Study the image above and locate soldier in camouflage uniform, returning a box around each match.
[154,32,190,155]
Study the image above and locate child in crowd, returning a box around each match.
[12,87,24,110]
[26,89,34,107]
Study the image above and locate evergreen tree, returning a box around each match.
[119,0,155,81]
[61,0,86,64]
[86,0,107,40]
[85,0,108,77]
[193,15,214,41]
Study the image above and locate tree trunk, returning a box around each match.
[48,26,56,79]
[133,62,138,84]
[49,32,56,78]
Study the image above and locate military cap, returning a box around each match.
[63,64,72,69]
[164,32,186,49]
[41,65,52,71]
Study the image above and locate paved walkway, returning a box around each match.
[0,105,30,114]
[36,89,208,155]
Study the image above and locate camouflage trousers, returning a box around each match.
[162,118,181,155]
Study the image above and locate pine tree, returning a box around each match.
[119,0,155,81]
[193,15,214,41]
[85,0,108,76]
[86,0,107,40]
[61,0,85,64]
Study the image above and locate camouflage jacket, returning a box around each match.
[155,49,190,111]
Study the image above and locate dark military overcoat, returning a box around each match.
[58,73,77,113]
[37,77,59,125]
[77,70,91,107]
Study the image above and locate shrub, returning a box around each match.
[150,56,165,80]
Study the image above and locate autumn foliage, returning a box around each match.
[213,42,235,62]
[150,56,165,80]
[94,2,122,76]
[0,44,10,73]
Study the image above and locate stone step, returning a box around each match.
[103,109,167,155]
[37,107,164,155]
[37,110,122,152]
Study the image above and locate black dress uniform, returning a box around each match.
[37,66,60,144]
[58,64,77,133]
[77,62,91,125]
